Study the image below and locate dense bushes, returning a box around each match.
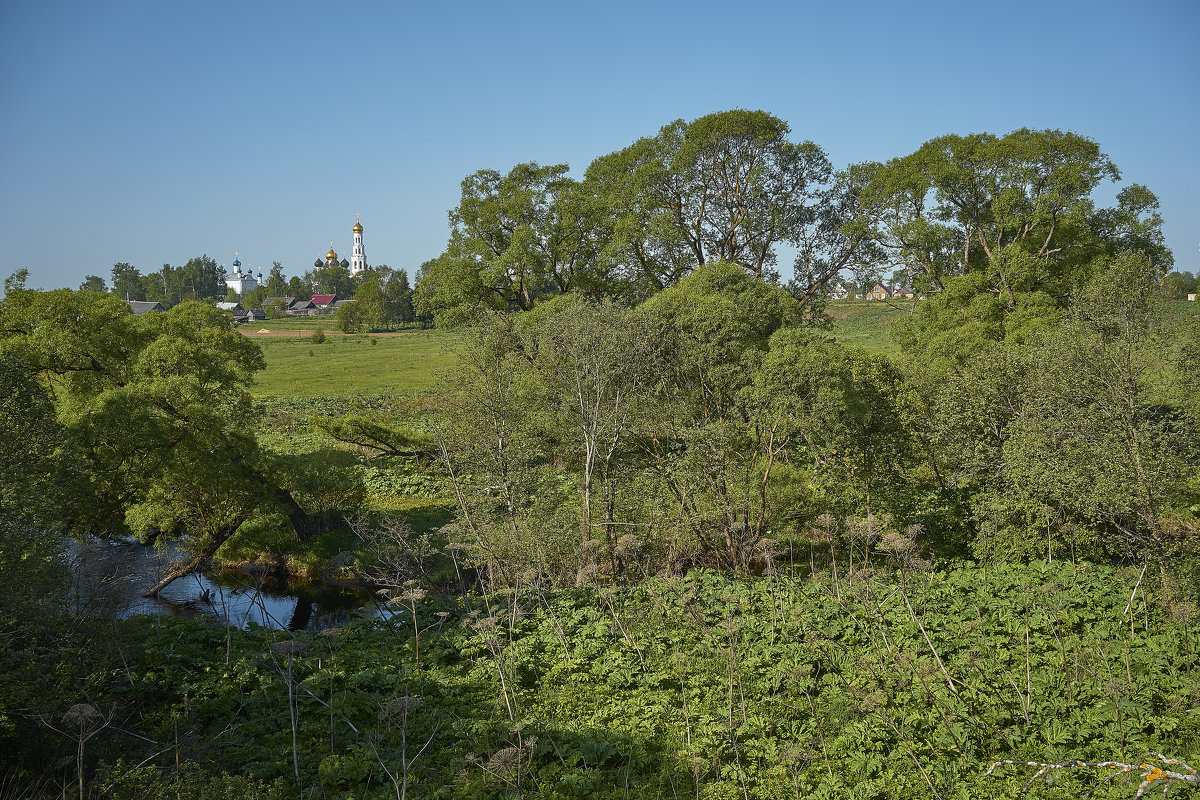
[435,258,1199,587]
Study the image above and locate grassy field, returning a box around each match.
[246,303,908,398]
[824,298,912,354]
[249,327,460,398]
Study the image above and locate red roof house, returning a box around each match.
[310,294,337,308]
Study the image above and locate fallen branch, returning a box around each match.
[985,754,1199,798]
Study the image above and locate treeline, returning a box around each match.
[413,111,1176,325]
[80,256,419,330]
[419,110,1198,587]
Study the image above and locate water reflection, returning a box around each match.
[69,537,384,631]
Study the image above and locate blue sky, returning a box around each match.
[2,0,1197,290]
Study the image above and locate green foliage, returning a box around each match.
[919,252,1199,562]
[264,261,289,298]
[417,110,874,319]
[0,352,73,523]
[272,448,367,533]
[1163,270,1198,300]
[286,275,308,300]
[586,109,847,295]
[78,274,108,293]
[860,128,1170,365]
[353,270,387,330]
[306,260,356,298]
[110,261,145,301]
[335,301,361,333]
[414,162,602,323]
[0,289,328,599]
[311,324,326,343]
[436,268,934,580]
[47,562,1200,799]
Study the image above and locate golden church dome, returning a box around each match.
[353,220,363,233]
[326,248,338,262]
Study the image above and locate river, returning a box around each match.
[69,537,387,631]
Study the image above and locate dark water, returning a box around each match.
[69,537,390,631]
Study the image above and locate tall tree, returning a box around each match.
[860,129,1171,361]
[110,262,145,301]
[306,261,355,298]
[516,295,652,574]
[415,162,603,323]
[78,275,108,293]
[287,275,309,300]
[176,254,222,301]
[633,262,805,570]
[586,109,839,288]
[999,252,1196,558]
[264,261,288,297]
[380,266,414,326]
[352,270,387,331]
[0,289,316,592]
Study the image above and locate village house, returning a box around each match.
[127,300,164,315]
[310,294,337,309]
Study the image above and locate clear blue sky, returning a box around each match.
[2,0,1197,290]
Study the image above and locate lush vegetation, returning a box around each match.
[8,562,1200,799]
[2,110,1199,797]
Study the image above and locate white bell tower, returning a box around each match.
[350,214,367,276]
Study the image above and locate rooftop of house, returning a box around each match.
[127,300,164,315]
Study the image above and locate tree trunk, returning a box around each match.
[141,516,246,597]
[275,486,315,542]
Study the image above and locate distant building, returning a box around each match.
[314,216,368,277]
[1188,293,1197,302]
[310,294,337,308]
[350,215,367,276]
[127,300,164,315]
[220,253,263,297]
[829,281,850,300]
[864,283,890,301]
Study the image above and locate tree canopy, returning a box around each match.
[0,287,316,592]
[859,129,1170,361]
[416,110,870,321]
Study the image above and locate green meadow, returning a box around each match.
[250,328,460,398]
[248,302,907,399]
[824,298,911,353]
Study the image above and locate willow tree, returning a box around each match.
[0,288,314,593]
[585,109,853,297]
[858,128,1170,361]
[414,163,605,324]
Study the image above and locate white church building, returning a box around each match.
[314,215,369,276]
[221,216,370,298]
[220,254,263,297]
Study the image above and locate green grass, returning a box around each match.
[248,304,910,400]
[825,298,913,354]
[250,329,460,398]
